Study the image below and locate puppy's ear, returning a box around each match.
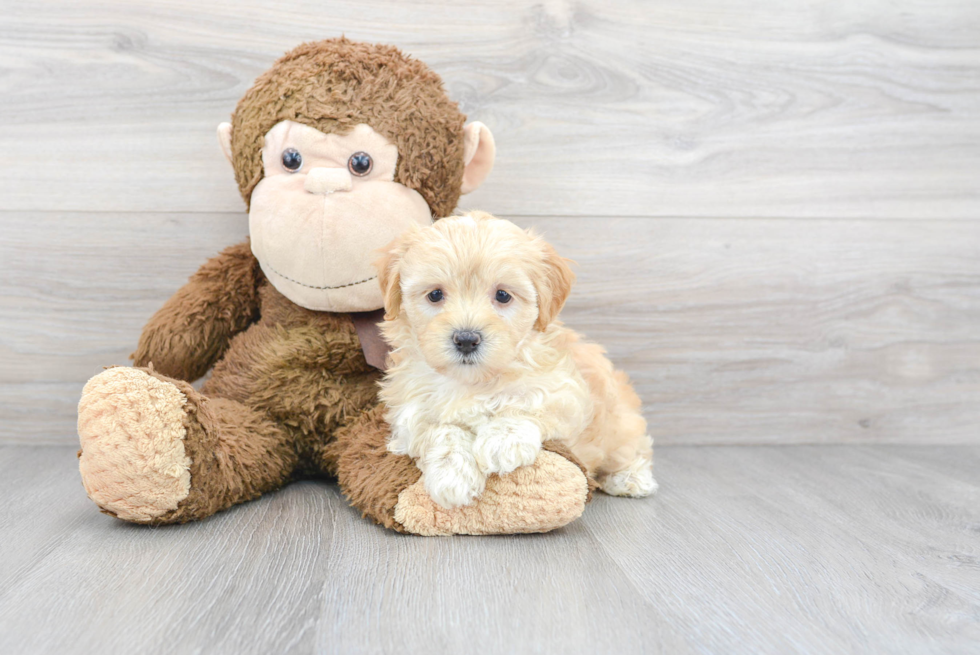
[534,241,576,331]
[374,232,412,321]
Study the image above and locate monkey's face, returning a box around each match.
[248,120,433,312]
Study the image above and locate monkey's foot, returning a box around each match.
[77,367,192,522]
[393,450,589,536]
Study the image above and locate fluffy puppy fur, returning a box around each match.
[375,211,657,509]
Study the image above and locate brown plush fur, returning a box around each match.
[132,241,261,381]
[140,368,299,524]
[131,249,399,523]
[323,404,422,532]
[230,37,466,218]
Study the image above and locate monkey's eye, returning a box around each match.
[495,290,512,304]
[348,152,373,176]
[281,148,303,172]
[426,289,444,303]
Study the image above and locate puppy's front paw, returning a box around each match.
[473,419,542,475]
[422,448,486,509]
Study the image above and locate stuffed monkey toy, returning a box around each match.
[77,38,592,535]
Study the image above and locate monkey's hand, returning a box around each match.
[394,441,592,536]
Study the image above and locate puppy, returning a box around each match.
[375,211,657,509]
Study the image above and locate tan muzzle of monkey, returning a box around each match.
[305,167,353,195]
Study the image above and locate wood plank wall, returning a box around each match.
[1,0,978,445]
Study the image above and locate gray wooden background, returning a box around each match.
[1,0,978,446]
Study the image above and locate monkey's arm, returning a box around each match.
[132,241,261,381]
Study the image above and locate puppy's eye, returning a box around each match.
[426,289,444,303]
[281,148,303,172]
[348,152,373,176]
[495,290,512,304]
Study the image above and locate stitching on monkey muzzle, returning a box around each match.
[266,265,378,290]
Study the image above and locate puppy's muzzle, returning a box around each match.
[452,330,482,355]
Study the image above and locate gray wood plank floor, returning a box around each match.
[1,445,977,655]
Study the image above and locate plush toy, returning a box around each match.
[76,38,593,535]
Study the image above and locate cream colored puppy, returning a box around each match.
[375,211,657,509]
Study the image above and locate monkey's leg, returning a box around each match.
[78,367,298,524]
[324,405,594,535]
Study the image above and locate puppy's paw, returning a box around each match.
[600,456,658,497]
[422,448,486,509]
[473,419,542,475]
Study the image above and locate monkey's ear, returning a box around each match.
[217,122,233,164]
[533,241,576,331]
[460,122,496,195]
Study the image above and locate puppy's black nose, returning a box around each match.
[453,330,482,355]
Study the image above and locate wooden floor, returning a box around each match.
[0,444,977,655]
